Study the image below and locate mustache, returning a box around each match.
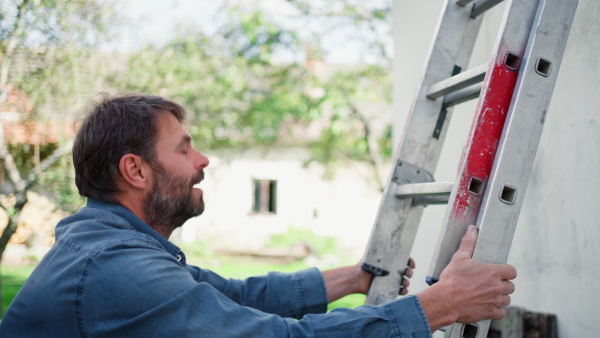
[192,170,204,185]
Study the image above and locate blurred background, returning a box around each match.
[0,0,598,336]
[0,0,396,314]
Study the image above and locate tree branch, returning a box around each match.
[0,150,24,192]
[0,0,32,93]
[23,139,73,191]
[0,0,32,194]
[0,139,72,263]
[347,104,386,191]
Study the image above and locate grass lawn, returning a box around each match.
[1,264,36,315]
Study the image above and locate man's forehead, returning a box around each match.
[157,112,191,143]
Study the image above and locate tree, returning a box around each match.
[281,0,394,189]
[0,0,394,314]
[108,2,394,189]
[109,9,323,149]
[0,0,118,313]
[309,65,392,190]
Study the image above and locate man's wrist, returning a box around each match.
[416,284,458,332]
[354,263,374,294]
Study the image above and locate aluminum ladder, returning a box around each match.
[360,0,579,337]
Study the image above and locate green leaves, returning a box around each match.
[105,3,393,189]
[109,10,318,150]
[3,1,394,191]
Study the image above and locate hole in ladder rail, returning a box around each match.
[500,185,517,205]
[461,323,479,338]
[468,177,485,196]
[535,57,552,77]
[504,52,521,71]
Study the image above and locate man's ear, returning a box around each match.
[118,154,150,190]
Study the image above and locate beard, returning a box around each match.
[143,161,205,237]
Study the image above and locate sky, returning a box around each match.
[112,0,393,64]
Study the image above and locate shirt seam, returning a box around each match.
[294,273,307,316]
[412,296,432,338]
[76,256,92,338]
[316,270,328,313]
[56,233,164,257]
[383,302,402,338]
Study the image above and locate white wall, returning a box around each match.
[393,0,599,336]
[179,147,382,260]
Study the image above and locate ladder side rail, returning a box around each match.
[447,0,579,336]
[426,0,541,285]
[363,0,484,305]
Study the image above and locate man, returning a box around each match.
[0,94,516,337]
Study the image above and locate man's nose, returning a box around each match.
[195,151,209,169]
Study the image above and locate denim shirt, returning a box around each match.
[0,199,431,337]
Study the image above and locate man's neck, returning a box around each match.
[150,223,175,239]
[114,194,172,239]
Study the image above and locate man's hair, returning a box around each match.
[73,93,187,203]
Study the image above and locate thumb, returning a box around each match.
[455,225,478,259]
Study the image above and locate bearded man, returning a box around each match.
[0,94,516,337]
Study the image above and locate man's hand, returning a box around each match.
[417,225,517,331]
[322,259,415,303]
[322,264,372,303]
[399,258,416,296]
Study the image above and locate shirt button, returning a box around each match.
[176,254,182,261]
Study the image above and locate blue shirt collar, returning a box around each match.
[85,198,186,264]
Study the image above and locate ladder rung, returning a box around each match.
[395,182,453,198]
[426,63,487,100]
[456,0,476,6]
[412,196,450,206]
[471,0,505,18]
[442,83,482,108]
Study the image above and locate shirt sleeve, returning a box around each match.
[80,240,431,337]
[185,264,328,318]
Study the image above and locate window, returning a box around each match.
[252,179,277,214]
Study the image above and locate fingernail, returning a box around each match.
[467,225,475,233]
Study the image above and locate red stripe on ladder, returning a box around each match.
[452,45,521,222]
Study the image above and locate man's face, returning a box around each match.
[142,112,209,234]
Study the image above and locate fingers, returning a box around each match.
[497,264,517,280]
[454,225,478,260]
[498,294,511,308]
[399,258,416,295]
[399,277,410,295]
[501,279,515,295]
[490,307,506,320]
